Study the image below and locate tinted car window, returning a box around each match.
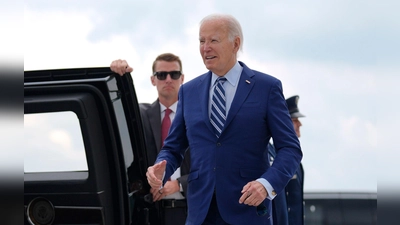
[24,111,88,175]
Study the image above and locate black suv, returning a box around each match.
[24,68,156,225]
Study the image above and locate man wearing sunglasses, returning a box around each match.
[111,53,190,225]
[146,14,302,225]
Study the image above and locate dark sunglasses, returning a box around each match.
[153,71,182,80]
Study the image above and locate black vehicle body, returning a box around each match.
[24,67,154,225]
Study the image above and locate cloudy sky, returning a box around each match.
[23,0,399,193]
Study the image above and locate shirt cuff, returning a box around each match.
[256,178,277,200]
[177,179,183,192]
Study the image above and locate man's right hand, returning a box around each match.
[146,160,167,190]
[151,179,180,201]
[110,59,134,76]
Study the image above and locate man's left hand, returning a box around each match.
[239,181,268,206]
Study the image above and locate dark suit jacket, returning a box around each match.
[140,100,190,195]
[286,163,304,225]
[156,61,302,225]
[268,143,304,225]
[268,143,289,225]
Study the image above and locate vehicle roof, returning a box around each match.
[304,191,377,199]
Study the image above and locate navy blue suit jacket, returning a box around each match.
[156,61,302,225]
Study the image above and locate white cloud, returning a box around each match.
[340,116,359,142]
[49,129,72,151]
[24,7,140,70]
[365,121,377,148]
[339,116,377,149]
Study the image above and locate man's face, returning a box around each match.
[291,118,302,138]
[199,19,240,76]
[151,60,184,99]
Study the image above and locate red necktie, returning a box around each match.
[161,108,172,146]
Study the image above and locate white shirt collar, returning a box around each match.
[211,61,242,87]
[160,101,178,113]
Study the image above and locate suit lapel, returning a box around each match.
[148,100,162,151]
[223,62,255,133]
[198,72,215,134]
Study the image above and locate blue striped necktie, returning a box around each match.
[210,77,227,137]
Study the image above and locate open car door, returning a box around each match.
[24,68,152,225]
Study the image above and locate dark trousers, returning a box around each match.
[202,194,230,225]
[161,199,187,225]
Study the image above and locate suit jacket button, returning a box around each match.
[216,143,221,147]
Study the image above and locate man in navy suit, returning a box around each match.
[146,14,302,225]
[269,95,305,225]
